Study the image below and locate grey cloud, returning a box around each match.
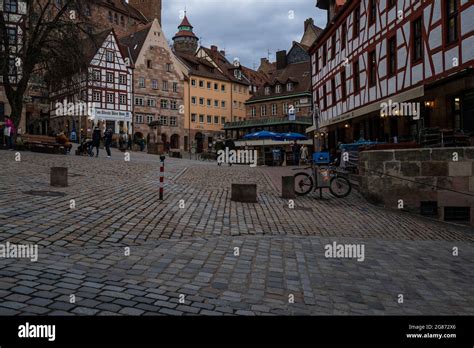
[160,0,326,68]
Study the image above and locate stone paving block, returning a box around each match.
[119,307,145,316]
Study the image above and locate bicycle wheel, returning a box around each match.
[294,173,314,196]
[329,175,352,198]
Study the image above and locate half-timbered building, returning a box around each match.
[50,29,133,139]
[310,0,474,148]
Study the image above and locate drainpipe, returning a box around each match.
[188,76,192,159]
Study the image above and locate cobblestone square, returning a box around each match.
[0,149,473,316]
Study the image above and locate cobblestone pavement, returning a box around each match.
[0,149,473,316]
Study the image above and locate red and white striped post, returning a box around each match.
[159,155,166,200]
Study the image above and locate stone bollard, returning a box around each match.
[51,167,68,187]
[282,176,296,199]
[231,184,257,203]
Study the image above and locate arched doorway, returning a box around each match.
[170,134,180,149]
[195,132,204,153]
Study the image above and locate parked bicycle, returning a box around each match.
[197,152,218,162]
[293,160,352,198]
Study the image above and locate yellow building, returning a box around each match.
[173,15,250,153]
[176,53,232,153]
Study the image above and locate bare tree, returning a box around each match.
[0,0,95,130]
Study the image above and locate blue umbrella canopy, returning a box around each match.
[274,132,308,141]
[243,130,279,140]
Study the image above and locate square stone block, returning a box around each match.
[384,161,400,176]
[231,184,257,203]
[282,176,295,199]
[400,162,421,177]
[448,162,472,177]
[51,167,68,187]
[421,162,448,176]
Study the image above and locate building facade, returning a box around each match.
[224,18,322,139]
[50,30,133,139]
[173,15,236,153]
[120,19,186,151]
[197,45,251,123]
[1,0,149,137]
[310,0,474,149]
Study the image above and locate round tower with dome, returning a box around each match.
[172,14,199,55]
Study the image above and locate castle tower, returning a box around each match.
[129,0,162,24]
[172,14,199,55]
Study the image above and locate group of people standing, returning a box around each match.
[291,141,309,166]
[89,127,114,158]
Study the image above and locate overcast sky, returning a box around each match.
[159,0,327,69]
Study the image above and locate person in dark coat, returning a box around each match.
[92,127,101,158]
[104,128,113,158]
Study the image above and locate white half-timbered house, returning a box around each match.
[310,0,474,148]
[50,29,133,139]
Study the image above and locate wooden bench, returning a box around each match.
[21,135,67,155]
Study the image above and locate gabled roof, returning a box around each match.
[82,29,115,63]
[201,47,250,85]
[97,0,147,23]
[119,23,152,63]
[175,52,230,82]
[248,61,311,102]
[241,65,270,88]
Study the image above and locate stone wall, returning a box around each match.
[359,147,474,226]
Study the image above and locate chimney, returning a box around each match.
[220,50,226,57]
[211,45,218,52]
[276,50,287,70]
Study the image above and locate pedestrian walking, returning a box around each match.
[104,128,113,158]
[92,126,101,157]
[300,144,309,165]
[292,141,301,166]
[127,132,133,151]
[4,116,14,150]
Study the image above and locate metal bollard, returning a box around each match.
[159,155,165,200]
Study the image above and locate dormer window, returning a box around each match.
[287,83,294,91]
[276,85,282,93]
[234,70,242,79]
[265,87,271,95]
